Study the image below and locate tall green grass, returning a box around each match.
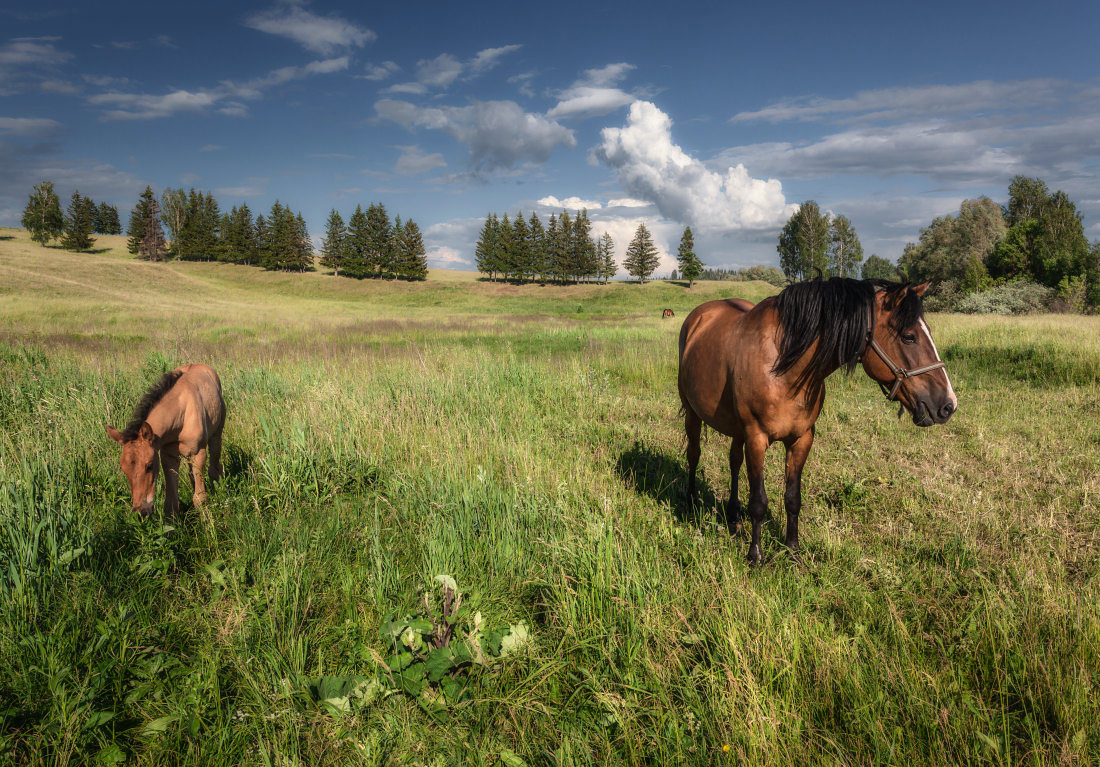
[0,231,1098,765]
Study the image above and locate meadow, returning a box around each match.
[0,226,1098,766]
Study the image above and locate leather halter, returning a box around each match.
[862,308,946,402]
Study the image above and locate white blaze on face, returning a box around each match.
[919,318,957,408]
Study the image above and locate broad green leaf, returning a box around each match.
[500,748,527,766]
[141,715,176,737]
[499,622,530,656]
[425,647,455,682]
[435,574,458,593]
[84,711,115,729]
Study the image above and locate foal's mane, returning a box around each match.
[121,369,183,441]
[771,277,923,391]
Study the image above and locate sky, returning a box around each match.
[2,0,1098,274]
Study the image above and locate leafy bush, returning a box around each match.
[954,279,1054,315]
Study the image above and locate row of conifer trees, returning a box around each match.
[20,181,122,251]
[475,209,617,283]
[319,204,427,280]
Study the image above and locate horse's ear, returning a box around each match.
[138,422,158,443]
[911,281,930,297]
[106,424,124,444]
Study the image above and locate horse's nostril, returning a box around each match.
[939,402,955,420]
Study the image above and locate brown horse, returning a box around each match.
[678,278,956,564]
[662,308,675,319]
[106,364,226,517]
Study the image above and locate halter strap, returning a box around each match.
[862,307,946,402]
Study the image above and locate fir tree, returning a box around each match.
[475,213,500,280]
[397,219,428,280]
[511,213,531,280]
[676,226,703,288]
[295,212,313,271]
[139,196,168,261]
[320,208,347,276]
[498,213,515,280]
[96,202,122,234]
[61,190,96,251]
[254,214,270,265]
[127,186,156,254]
[571,209,597,282]
[21,181,64,245]
[365,202,394,277]
[624,222,660,283]
[551,211,571,282]
[528,212,547,283]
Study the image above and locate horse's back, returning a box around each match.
[679,299,755,357]
[174,364,225,438]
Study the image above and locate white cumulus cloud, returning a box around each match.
[537,195,602,210]
[547,62,635,120]
[595,100,795,232]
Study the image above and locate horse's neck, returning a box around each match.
[145,392,183,444]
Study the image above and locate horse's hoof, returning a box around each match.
[747,547,762,566]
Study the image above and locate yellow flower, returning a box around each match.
[722,744,730,753]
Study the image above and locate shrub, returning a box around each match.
[954,279,1054,315]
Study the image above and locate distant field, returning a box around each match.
[1,228,1098,765]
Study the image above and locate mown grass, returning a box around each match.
[1,228,1098,765]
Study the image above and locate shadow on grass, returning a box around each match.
[0,235,14,241]
[615,440,722,526]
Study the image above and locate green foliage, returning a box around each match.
[624,222,660,283]
[475,209,610,284]
[778,200,829,280]
[138,196,168,261]
[395,219,428,280]
[954,279,1054,315]
[21,181,64,246]
[861,254,900,281]
[126,186,156,255]
[320,208,347,276]
[676,226,703,287]
[61,190,96,251]
[93,202,122,235]
[827,215,863,278]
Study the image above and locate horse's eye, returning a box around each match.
[901,333,917,344]
[147,462,155,471]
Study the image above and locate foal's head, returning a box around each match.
[105,422,160,515]
[864,282,958,427]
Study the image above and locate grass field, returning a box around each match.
[1,226,1098,765]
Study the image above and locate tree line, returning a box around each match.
[474,209,617,283]
[897,177,1099,310]
[319,204,427,281]
[21,181,122,251]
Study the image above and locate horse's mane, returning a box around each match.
[771,277,923,391]
[121,370,183,441]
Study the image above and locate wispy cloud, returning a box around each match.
[383,45,521,95]
[546,62,636,119]
[245,0,375,55]
[0,116,63,136]
[361,60,399,81]
[393,144,446,175]
[199,144,224,152]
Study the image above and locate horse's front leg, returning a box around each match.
[744,431,769,565]
[783,429,814,555]
[726,434,745,535]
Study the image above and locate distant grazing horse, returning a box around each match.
[662,308,675,319]
[678,278,956,564]
[106,364,226,517]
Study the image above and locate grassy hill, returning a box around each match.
[1,228,1098,765]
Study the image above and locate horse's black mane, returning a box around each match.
[771,277,923,391]
[121,370,182,441]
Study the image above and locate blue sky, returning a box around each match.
[2,0,1098,273]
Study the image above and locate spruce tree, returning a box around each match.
[397,219,428,280]
[21,181,64,245]
[475,214,500,280]
[624,223,660,283]
[511,213,531,281]
[345,204,371,278]
[139,196,168,261]
[571,209,597,282]
[599,232,617,283]
[551,211,571,282]
[676,226,703,288]
[127,186,156,254]
[320,209,347,276]
[295,212,313,271]
[254,214,270,265]
[95,202,122,234]
[61,190,96,251]
[498,213,515,281]
[528,212,547,283]
[365,202,393,278]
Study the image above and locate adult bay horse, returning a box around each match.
[678,278,957,564]
[106,364,226,517]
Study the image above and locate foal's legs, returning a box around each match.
[684,407,702,504]
[190,448,208,506]
[726,435,745,535]
[783,429,814,553]
[744,431,770,565]
[161,449,181,518]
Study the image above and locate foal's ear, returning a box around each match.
[138,422,158,444]
[911,281,930,297]
[106,424,124,444]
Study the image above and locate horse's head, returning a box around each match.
[863,282,957,427]
[105,421,160,515]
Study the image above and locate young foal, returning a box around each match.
[106,364,226,517]
[678,278,957,564]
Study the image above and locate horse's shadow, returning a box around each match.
[615,440,722,526]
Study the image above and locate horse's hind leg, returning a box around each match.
[726,435,745,535]
[744,431,770,565]
[684,407,702,504]
[783,430,814,555]
[207,431,223,484]
[190,448,208,506]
